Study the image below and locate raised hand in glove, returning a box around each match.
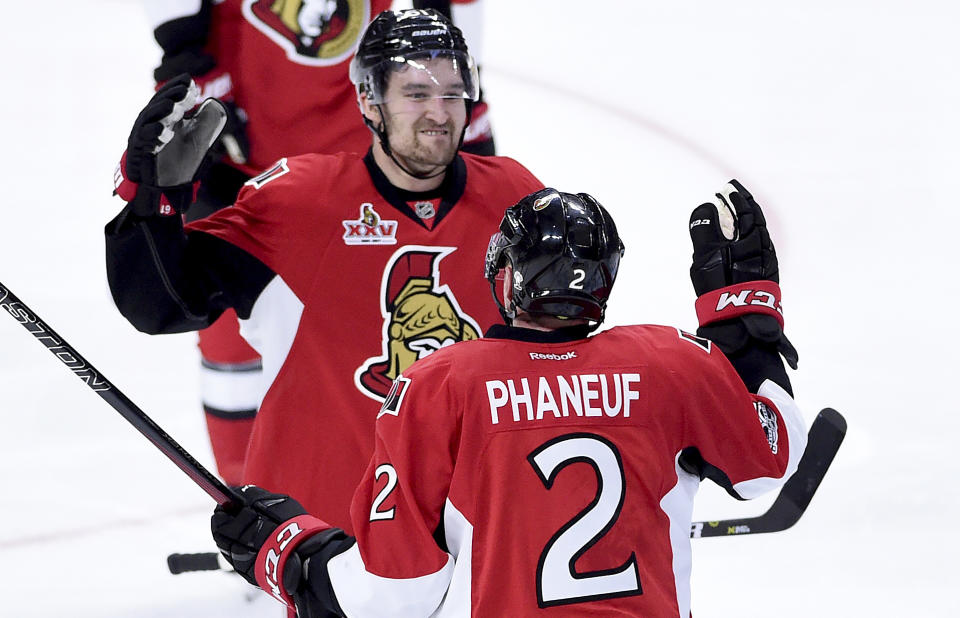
[211,485,347,612]
[688,180,798,374]
[114,74,227,216]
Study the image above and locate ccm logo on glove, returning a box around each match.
[254,514,328,607]
[696,281,784,328]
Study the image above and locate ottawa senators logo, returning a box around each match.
[243,0,369,66]
[356,247,481,401]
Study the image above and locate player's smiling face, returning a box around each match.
[379,58,468,175]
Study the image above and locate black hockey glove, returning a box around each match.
[115,74,227,217]
[688,180,798,370]
[156,54,249,168]
[211,485,348,612]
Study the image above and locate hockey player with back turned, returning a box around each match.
[106,8,543,533]
[208,184,808,617]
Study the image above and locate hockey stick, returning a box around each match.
[168,551,231,574]
[166,409,848,576]
[690,407,846,538]
[0,281,240,507]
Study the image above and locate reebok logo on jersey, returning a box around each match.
[529,351,577,361]
[343,204,398,245]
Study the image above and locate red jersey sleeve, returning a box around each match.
[674,334,807,499]
[325,355,461,616]
[184,155,339,296]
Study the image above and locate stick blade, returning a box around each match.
[753,407,846,531]
[691,407,847,538]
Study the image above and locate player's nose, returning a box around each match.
[422,97,451,121]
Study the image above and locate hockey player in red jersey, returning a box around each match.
[142,0,495,486]
[208,183,808,616]
[107,9,543,532]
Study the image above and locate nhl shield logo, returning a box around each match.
[243,0,369,66]
[343,204,398,245]
[413,200,436,220]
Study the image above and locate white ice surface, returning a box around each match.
[1,1,957,616]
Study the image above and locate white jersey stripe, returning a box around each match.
[199,363,264,412]
[328,543,454,618]
[238,275,304,407]
[431,499,473,618]
[660,454,700,618]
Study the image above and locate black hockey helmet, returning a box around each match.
[349,9,479,105]
[485,188,625,328]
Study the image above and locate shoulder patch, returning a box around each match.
[677,328,712,353]
[377,375,411,419]
[245,158,290,189]
[756,401,779,454]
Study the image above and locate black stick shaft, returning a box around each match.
[168,552,226,574]
[0,281,240,507]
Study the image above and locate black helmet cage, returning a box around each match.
[485,188,625,328]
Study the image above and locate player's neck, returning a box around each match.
[371,142,447,193]
[512,313,589,332]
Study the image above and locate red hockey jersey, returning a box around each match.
[186,152,544,532]
[328,325,807,617]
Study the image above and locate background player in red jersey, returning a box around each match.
[141,0,495,487]
[208,183,808,617]
[108,9,543,533]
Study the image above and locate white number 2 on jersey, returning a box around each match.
[528,433,642,607]
[369,464,398,522]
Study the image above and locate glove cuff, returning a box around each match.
[114,150,199,216]
[255,514,331,609]
[695,281,783,329]
[113,151,139,202]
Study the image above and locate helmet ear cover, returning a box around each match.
[484,188,624,327]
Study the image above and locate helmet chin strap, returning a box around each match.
[365,103,469,181]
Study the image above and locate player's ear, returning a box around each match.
[358,92,382,126]
[502,264,514,309]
